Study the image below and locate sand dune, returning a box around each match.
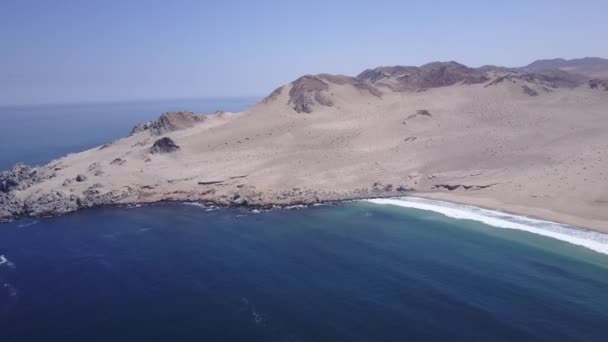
[1,61,607,232]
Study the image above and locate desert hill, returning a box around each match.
[522,57,608,78]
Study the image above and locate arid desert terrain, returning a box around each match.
[2,58,608,231]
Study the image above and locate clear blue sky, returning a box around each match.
[1,0,607,105]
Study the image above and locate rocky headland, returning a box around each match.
[2,58,608,231]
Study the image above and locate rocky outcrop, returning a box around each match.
[286,74,381,113]
[357,66,420,83]
[487,69,586,89]
[358,62,489,91]
[288,76,332,113]
[0,192,24,221]
[1,184,139,222]
[522,85,539,96]
[150,137,180,154]
[0,164,42,193]
[589,79,608,91]
[131,111,205,136]
[319,74,382,97]
[0,164,58,222]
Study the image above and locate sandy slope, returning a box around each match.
[2,66,608,232]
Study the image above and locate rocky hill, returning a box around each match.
[261,60,603,114]
[522,57,608,78]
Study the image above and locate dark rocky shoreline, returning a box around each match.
[0,191,408,224]
[0,162,410,223]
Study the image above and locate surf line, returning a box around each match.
[365,197,608,255]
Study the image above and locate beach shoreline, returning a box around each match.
[411,192,608,234]
[365,196,608,256]
[3,188,606,237]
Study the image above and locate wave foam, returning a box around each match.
[365,197,608,255]
[0,255,15,269]
[17,219,39,228]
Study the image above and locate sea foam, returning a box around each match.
[365,197,608,255]
[0,254,16,268]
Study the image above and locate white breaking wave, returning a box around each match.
[365,197,608,255]
[182,202,205,207]
[0,255,16,269]
[17,220,39,228]
[3,282,18,298]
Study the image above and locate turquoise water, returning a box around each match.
[1,99,608,341]
[1,203,608,341]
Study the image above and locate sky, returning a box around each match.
[1,0,607,105]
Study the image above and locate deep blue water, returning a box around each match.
[1,204,608,341]
[1,100,608,341]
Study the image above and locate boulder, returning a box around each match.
[150,137,180,154]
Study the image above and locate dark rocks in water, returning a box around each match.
[522,85,539,96]
[76,174,87,182]
[150,137,180,154]
[22,191,80,217]
[131,111,206,136]
[230,193,248,206]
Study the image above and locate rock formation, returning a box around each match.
[284,74,381,113]
[589,79,608,91]
[131,111,205,135]
[358,61,489,91]
[150,137,180,154]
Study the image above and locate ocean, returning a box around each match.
[1,99,608,341]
